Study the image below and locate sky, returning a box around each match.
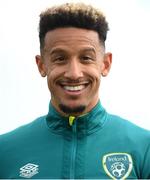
[0,0,150,134]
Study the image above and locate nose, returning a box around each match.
[64,58,83,80]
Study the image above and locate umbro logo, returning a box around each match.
[19,163,39,178]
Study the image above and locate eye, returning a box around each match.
[53,56,66,64]
[81,56,94,62]
[56,56,65,61]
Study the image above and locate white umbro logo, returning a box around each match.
[19,163,39,178]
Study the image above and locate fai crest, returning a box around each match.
[102,153,133,179]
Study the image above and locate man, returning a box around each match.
[0,3,150,179]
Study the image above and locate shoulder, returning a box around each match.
[107,113,150,140]
[0,115,46,144]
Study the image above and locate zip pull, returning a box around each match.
[69,116,76,126]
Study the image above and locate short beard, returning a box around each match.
[59,104,86,115]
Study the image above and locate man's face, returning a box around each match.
[36,27,112,116]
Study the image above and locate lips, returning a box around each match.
[58,80,90,92]
[63,85,85,91]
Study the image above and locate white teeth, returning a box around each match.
[63,85,85,91]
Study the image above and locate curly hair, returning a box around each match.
[39,3,109,49]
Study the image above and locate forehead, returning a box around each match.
[44,27,101,51]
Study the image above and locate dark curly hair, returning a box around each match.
[39,3,109,49]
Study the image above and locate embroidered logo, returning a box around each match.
[102,153,133,179]
[19,163,39,178]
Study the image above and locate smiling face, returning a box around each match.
[36,27,112,116]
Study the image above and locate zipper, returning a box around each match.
[69,119,77,179]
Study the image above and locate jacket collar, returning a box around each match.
[46,100,108,135]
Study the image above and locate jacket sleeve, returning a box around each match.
[141,142,150,179]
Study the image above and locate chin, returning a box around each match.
[59,103,86,115]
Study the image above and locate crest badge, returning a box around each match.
[102,153,133,179]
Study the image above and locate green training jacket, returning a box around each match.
[0,101,150,179]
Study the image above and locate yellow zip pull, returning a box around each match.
[69,116,76,126]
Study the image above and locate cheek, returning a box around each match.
[46,69,56,89]
[89,68,101,89]
[46,67,64,88]
[88,66,101,81]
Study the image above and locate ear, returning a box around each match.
[101,52,112,77]
[35,55,47,77]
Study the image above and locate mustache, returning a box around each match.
[57,78,89,84]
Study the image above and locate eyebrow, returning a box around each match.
[79,47,96,54]
[49,47,96,55]
[50,48,67,55]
